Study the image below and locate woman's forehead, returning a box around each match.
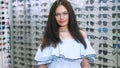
[55,5,68,13]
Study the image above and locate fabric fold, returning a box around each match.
[34,38,96,67]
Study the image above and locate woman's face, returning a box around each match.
[55,5,69,27]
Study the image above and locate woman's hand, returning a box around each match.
[81,58,89,68]
[38,64,47,68]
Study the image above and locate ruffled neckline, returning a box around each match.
[61,38,88,42]
[61,38,74,41]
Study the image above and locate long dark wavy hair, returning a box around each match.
[41,0,87,51]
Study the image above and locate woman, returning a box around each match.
[34,0,96,68]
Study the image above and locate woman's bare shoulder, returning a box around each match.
[80,30,87,39]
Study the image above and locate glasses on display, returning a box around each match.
[27,53,32,57]
[0,36,9,40]
[112,36,120,41]
[99,36,108,40]
[0,1,12,68]
[99,6,110,11]
[0,42,6,46]
[86,14,95,18]
[0,12,4,15]
[32,3,39,7]
[14,26,24,29]
[98,64,108,68]
[112,13,120,18]
[86,21,94,26]
[98,28,108,33]
[86,0,95,4]
[25,26,31,29]
[99,43,108,48]
[90,63,117,68]
[0,1,4,4]
[98,14,111,18]
[110,0,120,3]
[17,57,24,61]
[41,9,48,12]
[74,8,82,11]
[0,21,5,25]
[0,16,5,20]
[32,15,39,18]
[40,15,48,18]
[98,20,108,26]
[112,5,120,11]
[87,35,98,39]
[20,62,25,66]
[41,2,47,7]
[34,20,40,23]
[113,44,120,48]
[98,0,108,3]
[85,28,94,32]
[0,37,6,40]
[112,29,120,34]
[18,15,25,18]
[85,6,94,11]
[13,36,23,40]
[0,25,5,30]
[77,21,83,25]
[40,20,47,24]
[99,50,113,55]
[0,31,5,35]
[98,56,108,62]
[25,9,31,13]
[112,21,120,26]
[76,14,86,18]
[99,0,120,3]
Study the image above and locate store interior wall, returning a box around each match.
[0,0,120,68]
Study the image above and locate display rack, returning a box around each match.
[1,0,119,68]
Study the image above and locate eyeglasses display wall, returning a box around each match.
[71,0,120,68]
[0,0,11,68]
[9,0,120,68]
[10,0,52,68]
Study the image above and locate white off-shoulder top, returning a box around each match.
[34,38,96,68]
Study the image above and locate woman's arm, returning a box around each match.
[80,30,89,68]
[81,58,89,68]
[38,64,47,68]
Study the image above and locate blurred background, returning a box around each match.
[0,0,120,68]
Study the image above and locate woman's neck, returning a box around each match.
[59,26,69,32]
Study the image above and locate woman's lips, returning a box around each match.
[60,20,65,23]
